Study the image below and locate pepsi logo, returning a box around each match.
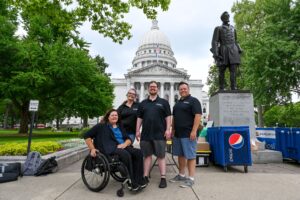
[229,133,244,149]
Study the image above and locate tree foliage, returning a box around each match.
[264,102,300,127]
[1,0,170,133]
[12,0,170,44]
[232,0,300,105]
[206,64,219,96]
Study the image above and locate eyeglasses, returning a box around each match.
[127,92,136,96]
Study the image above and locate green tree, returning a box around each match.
[13,0,170,44]
[232,0,300,105]
[264,102,300,127]
[2,0,170,133]
[206,64,219,96]
[0,0,18,95]
[94,55,109,74]
[0,0,20,129]
[263,105,284,127]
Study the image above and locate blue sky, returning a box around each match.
[78,0,239,91]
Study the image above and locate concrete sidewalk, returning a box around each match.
[1,154,300,200]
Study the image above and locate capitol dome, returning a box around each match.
[132,20,177,69]
[138,21,171,47]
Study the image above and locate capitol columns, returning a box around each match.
[170,82,174,109]
[126,78,131,90]
[140,81,144,101]
[160,82,164,98]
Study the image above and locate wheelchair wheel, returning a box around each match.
[81,153,110,192]
[110,162,127,182]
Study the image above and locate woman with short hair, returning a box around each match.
[117,88,139,143]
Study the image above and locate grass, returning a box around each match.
[0,128,80,145]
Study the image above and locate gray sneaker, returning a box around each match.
[169,175,188,183]
[179,179,194,188]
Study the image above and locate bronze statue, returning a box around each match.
[211,11,242,90]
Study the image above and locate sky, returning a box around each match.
[78,0,239,92]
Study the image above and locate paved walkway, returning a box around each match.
[1,155,300,200]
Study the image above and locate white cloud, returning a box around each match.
[176,54,214,91]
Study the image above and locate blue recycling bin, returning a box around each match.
[207,126,252,173]
[289,128,300,161]
[256,128,276,150]
[275,127,300,162]
[275,128,292,158]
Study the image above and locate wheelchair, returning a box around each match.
[81,151,135,197]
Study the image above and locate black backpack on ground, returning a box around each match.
[0,162,22,183]
[34,156,58,176]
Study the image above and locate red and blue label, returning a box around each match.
[228,133,244,149]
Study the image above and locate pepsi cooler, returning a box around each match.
[207,126,252,173]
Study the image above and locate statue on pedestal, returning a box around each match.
[210,11,242,91]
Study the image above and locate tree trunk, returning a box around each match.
[3,104,10,129]
[257,104,264,127]
[10,114,15,128]
[19,102,30,134]
[56,117,60,130]
[83,117,88,128]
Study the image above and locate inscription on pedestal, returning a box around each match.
[220,94,252,125]
[209,92,256,138]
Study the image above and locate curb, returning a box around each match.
[0,145,89,170]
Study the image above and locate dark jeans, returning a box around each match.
[112,147,143,184]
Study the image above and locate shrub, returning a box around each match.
[79,127,90,139]
[0,141,63,156]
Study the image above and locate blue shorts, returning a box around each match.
[172,137,197,159]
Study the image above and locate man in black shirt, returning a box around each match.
[136,81,171,189]
[170,81,202,188]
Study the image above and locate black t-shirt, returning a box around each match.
[117,102,139,134]
[173,95,202,138]
[137,96,171,141]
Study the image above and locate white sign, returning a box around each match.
[256,129,276,139]
[29,100,39,111]
[206,121,214,128]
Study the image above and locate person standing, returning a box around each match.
[117,88,139,143]
[170,81,202,188]
[136,81,171,188]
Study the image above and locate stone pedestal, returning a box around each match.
[252,150,283,164]
[209,90,256,138]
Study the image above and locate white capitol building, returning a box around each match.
[53,20,209,128]
[112,20,209,123]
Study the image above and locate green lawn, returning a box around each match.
[0,129,80,145]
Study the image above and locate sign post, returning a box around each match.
[27,100,39,155]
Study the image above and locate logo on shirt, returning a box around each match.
[183,101,190,104]
[156,103,163,107]
[133,108,138,111]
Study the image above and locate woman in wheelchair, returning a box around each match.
[84,109,148,192]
